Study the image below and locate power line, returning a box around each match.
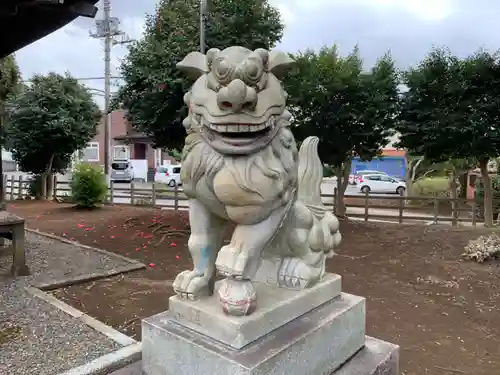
[22,76,123,83]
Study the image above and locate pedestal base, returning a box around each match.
[108,337,398,375]
[168,273,342,349]
[142,293,366,375]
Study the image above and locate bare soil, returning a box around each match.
[8,200,500,375]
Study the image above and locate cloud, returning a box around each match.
[13,0,500,108]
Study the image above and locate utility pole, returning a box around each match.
[200,0,207,53]
[89,0,132,176]
[200,0,213,53]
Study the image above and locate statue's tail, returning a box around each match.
[297,136,324,207]
[297,136,342,255]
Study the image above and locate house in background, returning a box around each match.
[1,148,17,172]
[76,110,177,181]
[350,132,407,179]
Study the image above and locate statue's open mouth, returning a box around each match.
[201,116,279,154]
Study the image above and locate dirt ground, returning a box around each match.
[8,200,500,375]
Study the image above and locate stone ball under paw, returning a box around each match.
[218,278,257,316]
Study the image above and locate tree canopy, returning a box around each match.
[396,48,500,225]
[283,45,399,215]
[0,54,21,206]
[112,0,284,151]
[0,54,21,143]
[6,73,101,177]
[285,46,399,166]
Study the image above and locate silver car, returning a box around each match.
[110,161,134,182]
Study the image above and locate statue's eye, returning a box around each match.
[214,58,233,84]
[242,59,263,85]
[207,74,221,91]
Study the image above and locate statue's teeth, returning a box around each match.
[227,124,239,132]
[238,125,250,132]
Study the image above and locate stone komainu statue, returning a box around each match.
[172,46,341,316]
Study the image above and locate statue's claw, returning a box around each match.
[215,243,250,280]
[277,256,324,289]
[173,270,211,300]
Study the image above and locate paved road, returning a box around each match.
[107,180,399,211]
[6,172,400,216]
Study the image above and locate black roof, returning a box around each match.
[0,0,99,58]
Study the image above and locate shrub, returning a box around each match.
[323,165,335,177]
[475,174,500,216]
[411,177,452,198]
[27,174,43,199]
[70,163,108,208]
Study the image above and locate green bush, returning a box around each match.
[323,165,335,177]
[27,174,43,199]
[70,163,108,208]
[475,175,500,214]
[411,177,451,198]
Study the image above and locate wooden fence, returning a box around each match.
[3,175,486,226]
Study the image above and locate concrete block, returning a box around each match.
[335,336,399,375]
[142,292,365,375]
[168,273,342,349]
[108,336,398,375]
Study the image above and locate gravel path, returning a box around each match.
[0,232,143,288]
[0,232,144,375]
[0,279,121,375]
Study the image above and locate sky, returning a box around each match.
[14,0,500,106]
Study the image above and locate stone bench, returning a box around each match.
[0,211,29,276]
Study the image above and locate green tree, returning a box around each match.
[0,54,21,208]
[6,73,101,199]
[112,0,284,150]
[284,46,400,216]
[397,48,500,226]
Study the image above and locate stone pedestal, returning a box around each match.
[138,273,399,375]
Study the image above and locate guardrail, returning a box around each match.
[4,175,486,226]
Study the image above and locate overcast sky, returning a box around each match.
[14,0,500,105]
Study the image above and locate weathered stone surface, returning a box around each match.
[336,337,399,375]
[168,273,341,349]
[107,336,398,375]
[142,292,365,375]
[173,46,342,314]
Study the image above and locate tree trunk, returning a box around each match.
[0,110,5,210]
[47,173,54,200]
[479,157,493,227]
[41,154,54,200]
[405,156,424,198]
[335,158,352,218]
[449,166,458,226]
[458,173,467,198]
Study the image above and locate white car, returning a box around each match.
[358,174,406,195]
[154,164,182,187]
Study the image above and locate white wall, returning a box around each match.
[2,148,13,161]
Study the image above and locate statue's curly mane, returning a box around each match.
[181,127,298,200]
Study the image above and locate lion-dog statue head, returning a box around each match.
[177,47,297,223]
[177,46,295,155]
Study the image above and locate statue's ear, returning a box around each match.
[268,51,295,77]
[177,51,209,80]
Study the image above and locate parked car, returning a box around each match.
[155,164,182,187]
[352,170,405,185]
[357,174,406,194]
[351,170,387,185]
[110,161,135,183]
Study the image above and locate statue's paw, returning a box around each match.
[215,244,248,279]
[278,257,323,289]
[173,270,211,300]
